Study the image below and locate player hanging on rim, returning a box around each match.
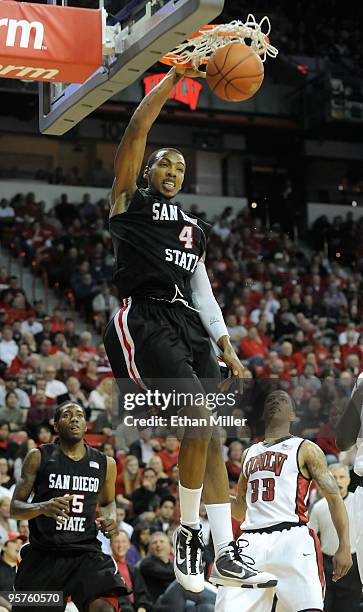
[216,389,353,612]
[103,65,276,592]
[10,402,128,612]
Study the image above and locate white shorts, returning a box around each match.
[353,485,363,583]
[215,525,324,612]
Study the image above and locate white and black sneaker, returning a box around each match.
[209,540,277,589]
[173,525,205,593]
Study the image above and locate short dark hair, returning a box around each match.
[54,401,86,423]
[0,420,10,429]
[160,495,176,507]
[5,391,17,403]
[142,467,157,477]
[146,148,184,169]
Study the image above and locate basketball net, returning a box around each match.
[160,14,279,69]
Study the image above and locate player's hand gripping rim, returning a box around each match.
[332,545,352,582]
[174,65,206,79]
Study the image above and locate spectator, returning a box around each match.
[116,455,142,503]
[147,455,168,488]
[0,422,18,464]
[295,395,324,441]
[116,505,134,540]
[0,498,17,545]
[150,495,177,533]
[20,314,43,338]
[93,397,113,435]
[225,440,243,483]
[88,377,113,422]
[63,318,79,348]
[0,459,15,493]
[130,467,160,518]
[112,530,152,612]
[157,436,179,477]
[0,392,25,432]
[92,284,119,329]
[0,535,21,591]
[38,339,65,372]
[26,390,54,436]
[139,531,174,603]
[78,358,100,392]
[36,425,52,445]
[44,366,68,399]
[309,463,361,612]
[8,343,31,377]
[240,327,269,364]
[128,524,151,565]
[64,376,89,413]
[0,326,18,368]
[129,428,160,467]
[17,520,29,544]
[0,375,30,412]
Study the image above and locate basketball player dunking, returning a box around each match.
[216,390,352,612]
[336,372,363,583]
[103,66,275,592]
[10,402,128,612]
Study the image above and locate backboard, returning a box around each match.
[39,0,225,136]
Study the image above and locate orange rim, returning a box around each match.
[159,24,270,66]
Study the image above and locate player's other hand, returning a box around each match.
[332,545,352,581]
[219,342,250,394]
[41,495,74,525]
[174,65,206,79]
[96,517,119,540]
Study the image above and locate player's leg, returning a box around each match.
[274,526,324,612]
[69,550,128,612]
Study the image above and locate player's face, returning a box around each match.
[146,150,185,198]
[263,391,295,424]
[54,405,87,441]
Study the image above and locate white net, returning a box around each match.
[162,14,279,68]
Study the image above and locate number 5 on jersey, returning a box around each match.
[179,226,193,249]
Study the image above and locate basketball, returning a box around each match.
[206,42,264,102]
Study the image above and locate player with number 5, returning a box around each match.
[10,401,128,612]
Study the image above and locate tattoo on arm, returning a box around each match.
[305,442,340,495]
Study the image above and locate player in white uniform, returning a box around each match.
[216,389,352,612]
[336,371,363,582]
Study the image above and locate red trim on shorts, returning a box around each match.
[118,299,138,382]
[295,474,310,523]
[309,527,325,594]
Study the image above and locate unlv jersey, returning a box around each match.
[110,188,211,302]
[30,443,107,552]
[242,436,311,530]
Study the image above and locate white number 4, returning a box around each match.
[179,226,193,249]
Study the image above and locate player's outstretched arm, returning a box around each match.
[112,66,203,214]
[96,456,119,539]
[10,449,73,523]
[336,380,363,450]
[230,450,248,520]
[302,441,352,581]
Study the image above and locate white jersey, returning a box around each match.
[353,372,363,476]
[242,436,311,530]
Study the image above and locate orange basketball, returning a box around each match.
[206,43,264,102]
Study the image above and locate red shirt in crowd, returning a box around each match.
[157,449,179,477]
[240,338,269,359]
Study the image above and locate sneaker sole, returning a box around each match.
[210,576,278,589]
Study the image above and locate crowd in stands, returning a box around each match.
[0,185,362,609]
[218,0,362,72]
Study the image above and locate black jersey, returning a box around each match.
[110,187,211,303]
[29,443,107,552]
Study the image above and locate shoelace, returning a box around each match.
[183,528,204,574]
[223,540,256,570]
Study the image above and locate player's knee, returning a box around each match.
[88,599,115,612]
[179,404,214,440]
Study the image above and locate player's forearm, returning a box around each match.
[336,388,363,450]
[130,68,182,132]
[230,495,246,521]
[326,495,350,549]
[10,499,45,520]
[99,500,117,521]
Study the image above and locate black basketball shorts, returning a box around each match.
[103,298,220,399]
[14,544,128,612]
